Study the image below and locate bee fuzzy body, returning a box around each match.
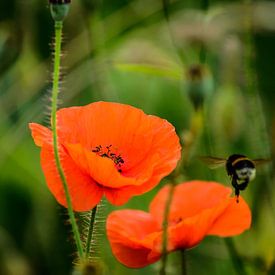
[200,154,270,203]
[226,154,256,202]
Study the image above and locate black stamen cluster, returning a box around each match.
[92,145,124,173]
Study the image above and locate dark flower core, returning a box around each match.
[92,145,124,172]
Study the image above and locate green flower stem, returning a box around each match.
[160,184,175,275]
[85,206,98,259]
[160,110,203,274]
[224,238,247,275]
[181,250,187,275]
[51,20,84,260]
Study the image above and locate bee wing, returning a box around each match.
[199,156,226,169]
[252,158,272,167]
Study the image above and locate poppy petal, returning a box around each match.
[103,153,165,205]
[56,102,181,177]
[165,200,230,251]
[40,143,103,211]
[29,123,52,147]
[207,196,252,236]
[104,117,181,205]
[64,143,156,189]
[30,102,181,209]
[149,181,232,226]
[106,210,161,268]
[56,102,155,162]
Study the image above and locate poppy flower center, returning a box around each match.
[92,145,124,172]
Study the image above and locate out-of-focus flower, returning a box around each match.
[107,180,251,268]
[29,101,181,211]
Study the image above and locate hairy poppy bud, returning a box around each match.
[49,0,71,22]
[185,64,214,110]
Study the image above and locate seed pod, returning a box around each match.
[185,64,214,110]
[49,0,71,22]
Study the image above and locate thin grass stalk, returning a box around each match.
[51,20,84,260]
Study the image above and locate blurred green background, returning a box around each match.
[0,0,275,274]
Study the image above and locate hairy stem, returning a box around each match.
[51,20,84,260]
[85,206,98,259]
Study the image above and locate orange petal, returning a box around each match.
[207,196,251,236]
[29,123,52,147]
[103,168,168,206]
[149,181,232,226]
[64,143,154,189]
[106,210,161,268]
[40,143,103,211]
[104,130,180,204]
[166,200,230,251]
[30,102,181,207]
[55,102,154,164]
[56,102,181,175]
[146,116,181,176]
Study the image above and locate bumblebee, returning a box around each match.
[200,154,270,202]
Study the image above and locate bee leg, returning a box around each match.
[231,178,240,203]
[235,188,240,203]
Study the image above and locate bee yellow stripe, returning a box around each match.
[232,157,249,166]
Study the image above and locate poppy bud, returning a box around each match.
[49,0,71,22]
[185,64,214,110]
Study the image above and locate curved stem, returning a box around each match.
[51,20,84,260]
[85,206,98,259]
[159,184,175,275]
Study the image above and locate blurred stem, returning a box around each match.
[198,0,209,64]
[51,20,84,260]
[199,45,207,64]
[181,250,187,275]
[201,0,209,10]
[85,206,98,259]
[178,109,203,172]
[243,0,271,156]
[160,110,202,274]
[242,1,274,216]
[224,238,248,275]
[161,0,169,21]
[159,184,175,275]
[161,0,186,64]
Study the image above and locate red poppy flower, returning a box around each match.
[29,101,181,211]
[106,180,251,268]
